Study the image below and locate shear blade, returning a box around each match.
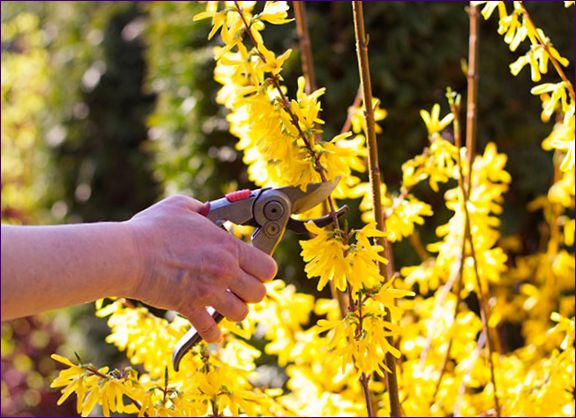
[286,205,348,234]
[277,177,340,214]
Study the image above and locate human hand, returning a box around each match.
[125,195,277,343]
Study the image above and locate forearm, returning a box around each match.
[1,223,138,320]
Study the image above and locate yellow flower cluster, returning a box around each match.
[402,105,458,192]
[397,295,483,415]
[402,141,510,304]
[477,4,574,404]
[49,2,574,416]
[475,0,575,175]
[50,354,140,416]
[50,3,412,415]
[300,222,388,293]
[95,299,185,379]
[53,298,286,416]
[356,105,455,246]
[200,1,367,191]
[316,283,413,377]
[201,0,410,394]
[389,3,574,416]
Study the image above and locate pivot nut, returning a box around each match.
[265,222,281,236]
[264,200,285,221]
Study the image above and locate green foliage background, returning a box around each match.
[1,2,573,415]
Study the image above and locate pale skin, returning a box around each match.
[1,195,277,343]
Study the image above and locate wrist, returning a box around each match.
[117,220,146,300]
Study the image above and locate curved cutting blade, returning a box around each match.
[276,177,340,214]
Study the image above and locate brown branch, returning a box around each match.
[448,88,501,416]
[465,3,501,355]
[293,1,349,316]
[341,87,363,134]
[360,373,375,416]
[431,92,468,403]
[294,1,316,94]
[517,1,575,102]
[467,198,501,418]
[431,255,464,402]
[466,5,501,414]
[454,331,486,417]
[129,398,146,417]
[211,399,220,417]
[465,3,480,166]
[233,1,343,232]
[84,366,108,379]
[408,231,429,263]
[352,2,401,416]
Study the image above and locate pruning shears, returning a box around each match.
[172,179,347,371]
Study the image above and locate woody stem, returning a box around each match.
[294,1,317,94]
[449,90,501,416]
[234,1,342,231]
[352,1,401,416]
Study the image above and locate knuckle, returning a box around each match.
[169,194,190,206]
[195,320,215,335]
[209,262,233,283]
[221,237,239,258]
[236,304,249,321]
[195,281,216,304]
[253,283,267,303]
[197,323,221,343]
[200,253,231,282]
[260,256,278,281]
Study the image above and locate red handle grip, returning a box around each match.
[225,189,251,202]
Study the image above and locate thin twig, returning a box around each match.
[431,93,468,403]
[129,398,146,417]
[464,5,501,415]
[233,1,343,231]
[352,1,401,416]
[466,196,501,418]
[356,297,375,416]
[293,0,349,316]
[454,331,486,417]
[341,87,363,134]
[294,1,316,94]
[360,373,375,416]
[211,399,220,417]
[408,231,429,263]
[465,3,480,165]
[85,366,108,379]
[418,250,462,369]
[449,92,501,416]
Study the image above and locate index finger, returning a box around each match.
[238,243,277,282]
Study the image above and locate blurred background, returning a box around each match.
[1,2,573,415]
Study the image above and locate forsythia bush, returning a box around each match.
[51,2,574,416]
